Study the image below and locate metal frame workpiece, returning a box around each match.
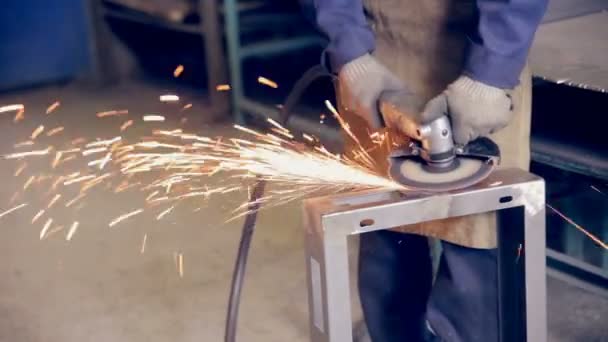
[302,168,547,342]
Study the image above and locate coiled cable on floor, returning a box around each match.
[224,64,332,342]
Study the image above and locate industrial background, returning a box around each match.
[0,0,606,341]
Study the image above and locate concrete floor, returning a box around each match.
[0,79,312,342]
[0,79,605,342]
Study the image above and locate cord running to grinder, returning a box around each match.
[224,65,333,342]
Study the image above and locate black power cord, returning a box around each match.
[224,64,333,342]
[224,179,266,342]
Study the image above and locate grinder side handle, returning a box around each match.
[378,90,456,161]
[378,90,424,138]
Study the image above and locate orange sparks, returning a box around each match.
[46,101,60,114]
[35,175,50,184]
[120,119,133,131]
[182,103,192,110]
[65,193,85,207]
[13,109,25,122]
[216,84,231,91]
[156,205,175,220]
[0,104,24,113]
[173,64,184,77]
[160,94,179,102]
[5,148,51,159]
[140,234,147,254]
[58,154,76,165]
[14,163,27,176]
[109,209,143,227]
[257,76,278,89]
[88,172,112,185]
[176,252,184,278]
[302,133,314,142]
[45,225,64,238]
[51,176,65,190]
[266,118,288,132]
[149,196,169,203]
[325,99,375,168]
[46,126,65,136]
[82,147,107,156]
[146,191,159,201]
[71,137,86,145]
[114,180,133,193]
[23,176,35,190]
[0,203,27,219]
[81,172,112,191]
[234,124,264,137]
[47,194,61,209]
[143,115,165,122]
[31,125,45,139]
[51,152,63,169]
[89,153,110,169]
[14,141,34,148]
[66,171,81,179]
[40,218,53,240]
[31,209,45,223]
[86,136,122,148]
[2,111,410,230]
[59,148,80,153]
[64,175,95,186]
[271,128,294,140]
[110,141,123,152]
[547,204,607,250]
[66,221,79,241]
[97,109,128,118]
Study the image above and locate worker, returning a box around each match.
[301,1,548,341]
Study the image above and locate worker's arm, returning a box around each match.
[301,0,407,129]
[464,0,549,88]
[299,0,375,72]
[422,0,549,144]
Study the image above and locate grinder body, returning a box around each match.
[376,90,499,191]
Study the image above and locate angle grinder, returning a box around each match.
[378,90,500,191]
[224,66,501,342]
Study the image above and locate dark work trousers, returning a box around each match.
[358,230,498,342]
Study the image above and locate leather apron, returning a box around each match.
[337,0,532,249]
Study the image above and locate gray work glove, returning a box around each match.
[421,76,514,145]
[338,54,404,129]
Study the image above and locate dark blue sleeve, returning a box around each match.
[464,0,548,88]
[300,0,375,72]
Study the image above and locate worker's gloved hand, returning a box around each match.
[422,76,513,145]
[338,54,404,129]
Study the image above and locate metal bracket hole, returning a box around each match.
[499,196,513,203]
[359,219,375,227]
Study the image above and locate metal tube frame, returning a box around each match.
[223,0,324,124]
[200,0,230,120]
[302,168,547,342]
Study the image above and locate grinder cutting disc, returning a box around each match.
[389,155,496,192]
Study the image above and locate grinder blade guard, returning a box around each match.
[378,90,500,192]
[388,137,500,191]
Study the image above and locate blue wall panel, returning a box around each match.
[0,0,91,90]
